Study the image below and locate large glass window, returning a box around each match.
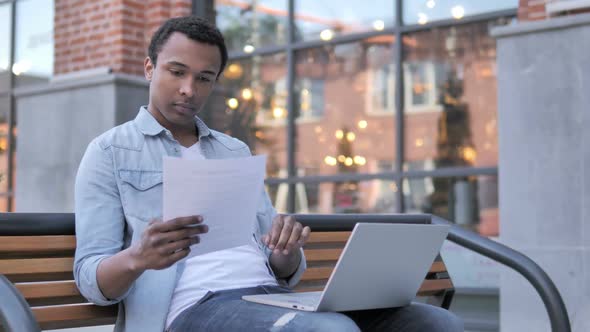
[403,174,498,236]
[294,0,395,41]
[211,2,509,276]
[293,179,398,214]
[403,21,500,170]
[295,39,397,176]
[0,3,12,92]
[208,54,288,178]
[14,0,54,86]
[215,0,288,52]
[403,0,517,25]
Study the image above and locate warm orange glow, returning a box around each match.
[241,88,253,100]
[224,63,243,79]
[273,107,286,118]
[462,147,477,163]
[346,132,356,142]
[324,156,337,166]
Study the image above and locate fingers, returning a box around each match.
[161,224,208,243]
[281,221,302,255]
[300,226,311,246]
[267,216,284,250]
[160,236,199,254]
[152,215,203,232]
[274,216,295,254]
[165,247,191,266]
[266,215,312,255]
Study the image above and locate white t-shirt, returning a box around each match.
[165,141,278,328]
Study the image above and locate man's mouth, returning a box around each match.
[173,103,196,114]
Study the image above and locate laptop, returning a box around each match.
[242,222,449,312]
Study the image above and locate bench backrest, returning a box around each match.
[0,215,454,330]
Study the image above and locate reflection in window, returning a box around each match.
[14,0,54,86]
[0,3,12,92]
[403,174,499,237]
[404,22,500,169]
[215,0,288,52]
[295,78,324,120]
[295,0,394,41]
[365,42,396,114]
[295,39,396,176]
[403,0,517,25]
[207,55,288,177]
[368,63,395,113]
[293,179,397,214]
[404,61,446,112]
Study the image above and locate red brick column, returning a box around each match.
[518,0,548,21]
[519,0,590,22]
[54,0,191,76]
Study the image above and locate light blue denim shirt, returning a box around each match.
[74,107,306,332]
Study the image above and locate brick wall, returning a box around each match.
[519,0,590,21]
[518,0,548,21]
[54,0,191,76]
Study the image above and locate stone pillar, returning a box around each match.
[15,0,191,211]
[493,13,590,332]
[14,72,148,212]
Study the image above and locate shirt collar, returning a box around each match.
[134,106,212,139]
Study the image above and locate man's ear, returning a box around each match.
[144,57,154,81]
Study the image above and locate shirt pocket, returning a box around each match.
[118,169,163,222]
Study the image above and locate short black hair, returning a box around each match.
[148,16,228,78]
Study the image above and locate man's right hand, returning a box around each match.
[129,215,208,271]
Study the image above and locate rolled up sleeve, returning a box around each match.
[74,139,131,305]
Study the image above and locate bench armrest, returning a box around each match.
[0,275,40,332]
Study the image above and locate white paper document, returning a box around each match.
[163,155,267,257]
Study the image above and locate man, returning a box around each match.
[74,16,463,332]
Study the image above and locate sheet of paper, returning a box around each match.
[163,155,266,257]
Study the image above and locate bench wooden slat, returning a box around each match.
[32,303,117,330]
[303,249,342,261]
[0,236,76,255]
[15,280,86,306]
[300,267,333,281]
[16,280,80,299]
[0,257,74,282]
[306,232,351,244]
[429,262,446,274]
[417,279,454,296]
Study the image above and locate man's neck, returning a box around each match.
[167,124,199,148]
[147,105,199,147]
[176,132,199,148]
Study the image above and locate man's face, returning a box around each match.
[144,32,222,130]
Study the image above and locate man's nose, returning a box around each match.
[179,77,195,97]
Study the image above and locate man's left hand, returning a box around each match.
[262,215,311,256]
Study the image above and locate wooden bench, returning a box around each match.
[0,213,454,331]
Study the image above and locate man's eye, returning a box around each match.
[170,70,184,77]
[197,76,212,83]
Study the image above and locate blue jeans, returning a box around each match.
[168,286,464,332]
